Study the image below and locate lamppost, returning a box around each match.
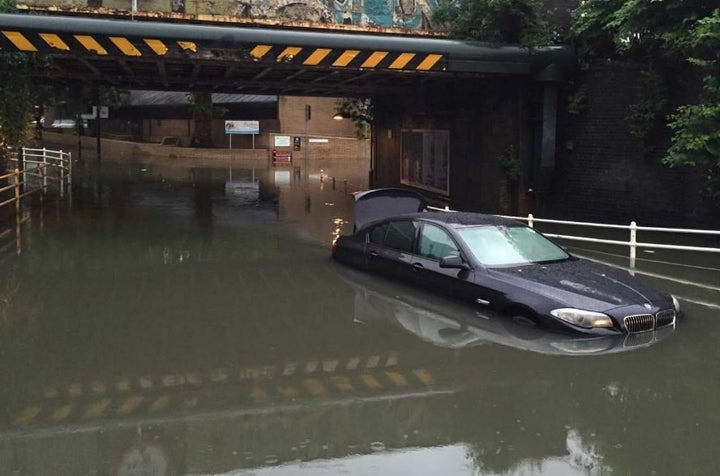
[304,104,311,186]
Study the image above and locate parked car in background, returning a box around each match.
[49,119,88,129]
[332,189,680,336]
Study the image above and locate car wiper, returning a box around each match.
[535,256,573,265]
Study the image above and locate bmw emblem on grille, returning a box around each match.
[643,303,653,310]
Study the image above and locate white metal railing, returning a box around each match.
[9,147,73,200]
[504,214,720,268]
[427,206,720,269]
[1,147,72,260]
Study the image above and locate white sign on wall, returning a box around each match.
[225,120,260,134]
[81,106,109,119]
[274,135,291,147]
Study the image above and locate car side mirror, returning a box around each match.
[439,255,469,270]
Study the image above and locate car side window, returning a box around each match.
[368,223,389,244]
[419,224,460,260]
[383,220,418,252]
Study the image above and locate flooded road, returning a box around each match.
[1,159,719,475]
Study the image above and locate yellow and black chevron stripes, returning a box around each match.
[10,368,437,427]
[0,30,445,72]
[0,30,197,57]
[41,354,402,399]
[247,43,444,71]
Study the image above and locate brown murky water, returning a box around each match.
[0,158,718,475]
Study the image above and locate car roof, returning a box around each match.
[381,211,523,228]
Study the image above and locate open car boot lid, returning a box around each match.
[353,188,427,230]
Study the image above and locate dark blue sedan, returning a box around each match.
[332,189,679,335]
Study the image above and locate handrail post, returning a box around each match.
[629,221,637,269]
[67,151,73,207]
[14,169,22,256]
[528,213,534,228]
[19,148,26,196]
[59,157,65,199]
[42,147,48,190]
[38,165,45,205]
[13,168,20,216]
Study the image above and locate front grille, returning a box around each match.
[656,310,676,328]
[624,314,654,333]
[624,309,676,333]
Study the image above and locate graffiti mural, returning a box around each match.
[328,0,437,28]
[24,0,440,30]
[225,0,438,29]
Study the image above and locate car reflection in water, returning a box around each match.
[337,265,675,356]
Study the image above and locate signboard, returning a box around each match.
[274,135,291,147]
[225,120,260,135]
[81,106,109,119]
[272,149,293,166]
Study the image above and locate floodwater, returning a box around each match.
[0,158,719,476]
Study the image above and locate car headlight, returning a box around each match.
[550,308,614,329]
[672,295,681,313]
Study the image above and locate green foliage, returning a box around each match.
[432,0,553,46]
[99,86,129,108]
[626,69,667,139]
[0,54,33,151]
[186,92,227,120]
[0,0,32,154]
[664,9,720,200]
[570,2,720,202]
[498,145,522,180]
[665,77,720,200]
[571,0,716,60]
[567,83,588,115]
[0,0,16,12]
[335,98,373,139]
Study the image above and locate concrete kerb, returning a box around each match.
[36,132,369,166]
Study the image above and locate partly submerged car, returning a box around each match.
[332,188,680,336]
[337,265,675,355]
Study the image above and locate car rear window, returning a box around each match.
[368,223,389,244]
[383,221,418,252]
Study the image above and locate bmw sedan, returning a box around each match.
[332,189,679,335]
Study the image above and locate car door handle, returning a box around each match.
[370,251,378,257]
[412,263,424,272]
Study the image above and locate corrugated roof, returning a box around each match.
[128,91,277,106]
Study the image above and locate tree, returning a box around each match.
[570,1,720,201]
[664,10,720,201]
[0,0,33,166]
[187,92,227,147]
[431,0,553,46]
[335,98,373,139]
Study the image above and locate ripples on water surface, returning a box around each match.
[0,163,718,475]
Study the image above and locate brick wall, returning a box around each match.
[278,97,357,138]
[551,61,720,228]
[374,77,526,212]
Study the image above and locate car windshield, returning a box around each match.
[457,225,570,266]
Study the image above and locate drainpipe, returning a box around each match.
[534,64,564,214]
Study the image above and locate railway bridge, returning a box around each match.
[0,9,573,211]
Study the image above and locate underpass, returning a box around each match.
[3,8,720,476]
